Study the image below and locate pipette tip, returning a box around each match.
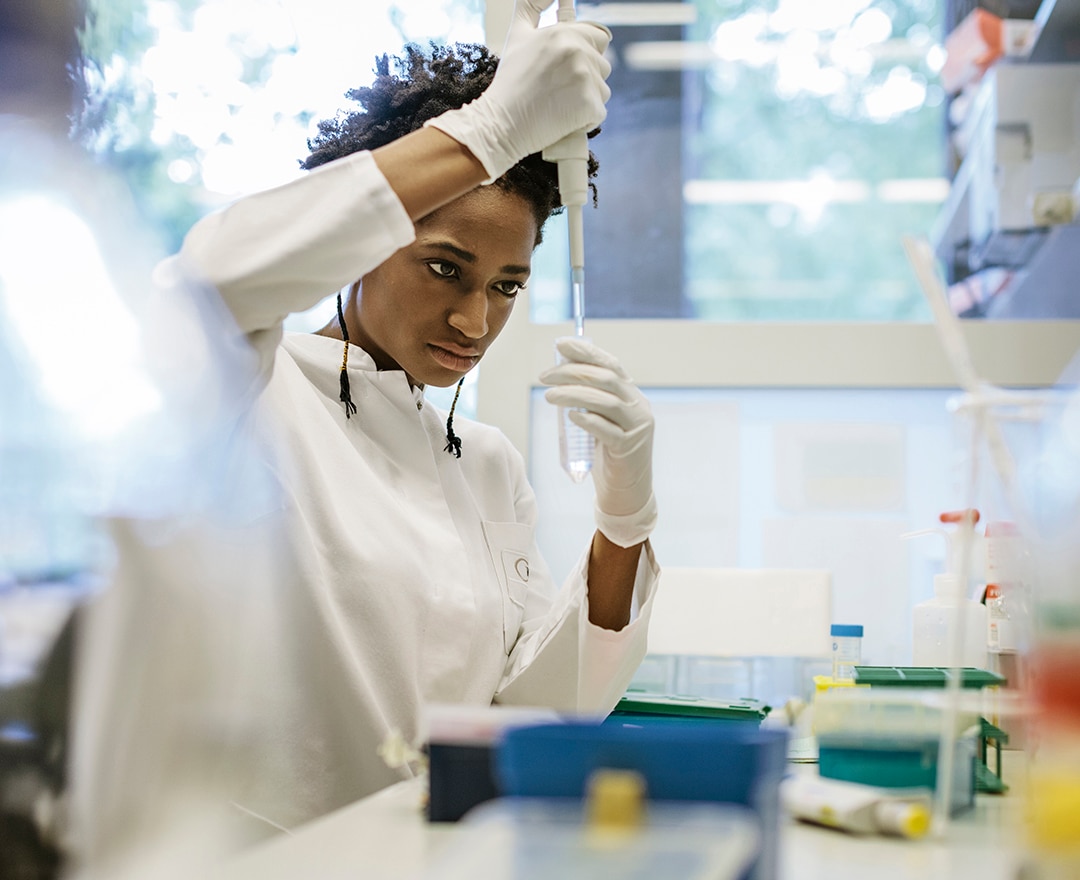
[571,266,585,337]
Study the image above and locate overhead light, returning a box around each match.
[623,40,713,69]
[624,36,936,70]
[684,179,871,205]
[578,3,697,27]
[877,178,950,202]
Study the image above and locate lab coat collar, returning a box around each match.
[285,331,379,373]
[283,331,428,410]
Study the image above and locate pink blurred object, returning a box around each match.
[942,8,1005,95]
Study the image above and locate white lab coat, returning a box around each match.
[160,150,659,829]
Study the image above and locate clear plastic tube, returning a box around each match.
[557,332,595,483]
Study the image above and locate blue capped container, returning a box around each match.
[830,623,864,681]
[496,720,788,880]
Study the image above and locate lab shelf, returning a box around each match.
[1028,0,1080,63]
[933,0,1080,298]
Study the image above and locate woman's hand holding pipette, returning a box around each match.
[425,0,612,183]
[541,338,657,547]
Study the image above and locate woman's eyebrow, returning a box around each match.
[427,241,476,264]
[427,240,529,275]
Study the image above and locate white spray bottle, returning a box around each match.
[903,514,988,669]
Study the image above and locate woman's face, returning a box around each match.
[351,186,538,388]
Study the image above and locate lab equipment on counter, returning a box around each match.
[911,573,987,669]
[780,774,931,840]
[829,625,863,681]
[904,515,988,669]
[851,666,1012,794]
[984,521,1024,653]
[421,695,770,825]
[496,720,788,880]
[420,703,560,823]
[813,686,980,815]
[982,520,1029,692]
[608,692,770,727]
[423,768,760,880]
[851,666,1005,689]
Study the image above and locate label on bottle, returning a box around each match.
[986,582,1016,651]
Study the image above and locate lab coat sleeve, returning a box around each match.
[153,151,415,372]
[492,458,659,715]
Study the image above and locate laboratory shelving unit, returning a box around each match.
[932,0,1080,316]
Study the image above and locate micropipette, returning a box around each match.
[544,0,596,482]
[543,0,589,339]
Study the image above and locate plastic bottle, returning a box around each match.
[984,520,1022,653]
[904,518,988,669]
[912,574,988,667]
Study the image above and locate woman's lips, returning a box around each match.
[428,344,480,372]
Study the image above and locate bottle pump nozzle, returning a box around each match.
[901,509,980,601]
[901,527,957,579]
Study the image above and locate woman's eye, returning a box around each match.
[426,260,458,279]
[494,280,526,297]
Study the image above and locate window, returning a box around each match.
[77,0,486,410]
[78,0,484,252]
[530,0,949,323]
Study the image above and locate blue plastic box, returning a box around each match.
[496,720,788,880]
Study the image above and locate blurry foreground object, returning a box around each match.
[424,767,760,880]
[1,2,311,877]
[949,383,1080,876]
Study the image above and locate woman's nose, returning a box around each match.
[447,289,489,339]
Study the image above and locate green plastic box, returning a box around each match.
[852,666,1006,689]
[608,692,770,725]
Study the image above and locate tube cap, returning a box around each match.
[874,799,931,839]
[830,624,864,638]
[585,769,646,829]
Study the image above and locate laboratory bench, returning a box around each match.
[211,754,1029,880]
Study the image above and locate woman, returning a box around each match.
[160,1,659,829]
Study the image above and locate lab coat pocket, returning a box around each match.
[480,521,531,655]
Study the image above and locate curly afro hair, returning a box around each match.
[301,42,598,242]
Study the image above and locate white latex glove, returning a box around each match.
[425,0,612,183]
[540,337,657,548]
